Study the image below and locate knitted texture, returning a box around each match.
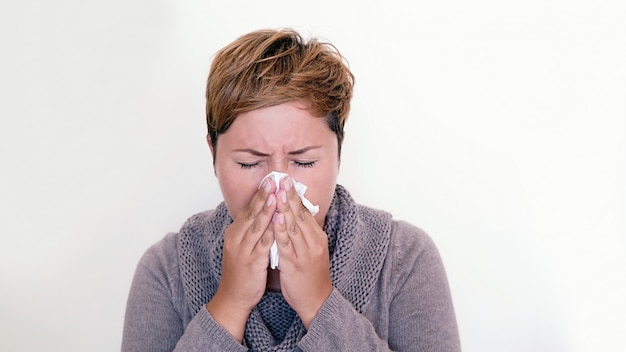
[177,184,392,351]
[257,292,296,341]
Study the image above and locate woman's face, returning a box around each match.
[209,101,340,227]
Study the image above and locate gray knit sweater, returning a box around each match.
[122,185,461,351]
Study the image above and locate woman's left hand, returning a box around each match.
[273,176,333,329]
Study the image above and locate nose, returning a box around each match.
[264,161,293,190]
[267,159,289,175]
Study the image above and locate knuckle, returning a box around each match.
[222,238,236,252]
[296,204,308,222]
[244,204,256,221]
[288,223,299,236]
[311,240,327,256]
[314,245,327,257]
[250,221,260,234]
[278,238,291,248]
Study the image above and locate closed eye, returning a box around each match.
[238,162,260,169]
[293,160,316,168]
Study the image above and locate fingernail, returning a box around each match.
[277,213,285,225]
[266,194,274,206]
[284,177,292,191]
[281,191,287,203]
[263,178,271,192]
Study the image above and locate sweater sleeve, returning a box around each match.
[121,233,246,352]
[298,288,394,351]
[296,221,461,352]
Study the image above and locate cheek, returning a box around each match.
[299,167,338,226]
[216,167,260,219]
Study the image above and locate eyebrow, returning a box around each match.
[233,146,321,156]
[287,146,322,155]
[233,148,270,157]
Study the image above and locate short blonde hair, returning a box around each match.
[205,28,354,158]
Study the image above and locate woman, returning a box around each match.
[122,28,461,351]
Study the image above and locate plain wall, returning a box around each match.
[1,1,624,351]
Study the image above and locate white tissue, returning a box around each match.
[259,171,319,269]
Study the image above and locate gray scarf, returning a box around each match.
[178,184,392,351]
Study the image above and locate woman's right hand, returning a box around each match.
[206,177,277,342]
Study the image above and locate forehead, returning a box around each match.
[220,102,335,149]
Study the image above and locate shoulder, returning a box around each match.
[389,220,437,256]
[136,232,180,283]
[351,202,437,259]
[354,204,393,231]
[137,209,219,279]
[354,204,436,255]
[179,209,220,234]
[352,203,443,277]
[385,220,446,286]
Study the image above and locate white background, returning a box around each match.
[1,1,624,351]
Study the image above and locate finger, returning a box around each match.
[272,212,296,259]
[276,188,309,258]
[279,177,319,245]
[283,177,315,223]
[230,177,277,243]
[251,206,276,253]
[241,193,277,253]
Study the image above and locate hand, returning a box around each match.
[206,177,277,341]
[273,176,333,329]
